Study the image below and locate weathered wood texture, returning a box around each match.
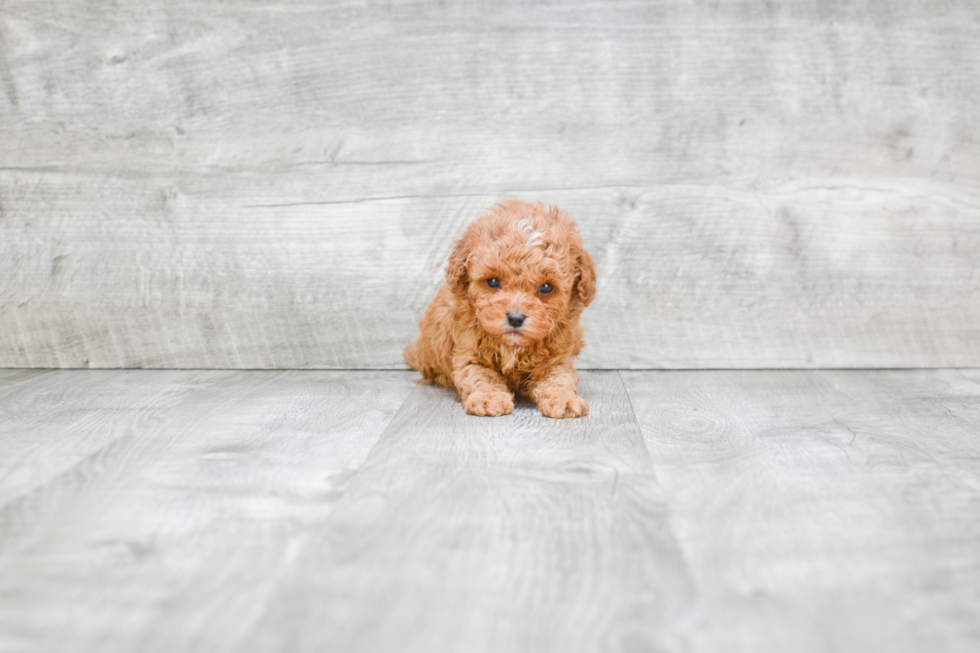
[248,372,694,653]
[0,369,417,653]
[0,368,224,507]
[0,369,695,653]
[623,369,980,653]
[2,1,979,368]
[2,369,979,652]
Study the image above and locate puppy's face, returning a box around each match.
[447,201,596,348]
[466,250,568,347]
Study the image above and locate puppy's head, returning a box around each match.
[446,200,596,348]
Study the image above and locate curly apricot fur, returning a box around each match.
[404,200,596,418]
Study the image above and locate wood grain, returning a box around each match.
[0,369,225,508]
[0,370,416,653]
[2,369,979,652]
[2,0,980,368]
[622,369,980,653]
[239,371,694,653]
[0,370,695,653]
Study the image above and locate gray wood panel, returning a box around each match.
[0,369,225,508]
[623,369,980,653]
[958,368,980,386]
[2,0,980,368]
[0,370,416,653]
[2,369,980,652]
[245,372,693,653]
[0,370,694,653]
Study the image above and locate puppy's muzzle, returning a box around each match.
[506,312,526,328]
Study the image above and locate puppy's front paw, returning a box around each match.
[538,393,589,419]
[463,389,514,417]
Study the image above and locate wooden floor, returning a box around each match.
[1,369,979,653]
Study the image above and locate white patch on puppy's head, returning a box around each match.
[517,219,544,249]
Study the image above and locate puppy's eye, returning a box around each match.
[486,278,501,289]
[539,283,554,295]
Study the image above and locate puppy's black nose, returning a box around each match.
[507,312,526,328]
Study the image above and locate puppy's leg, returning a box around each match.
[527,364,589,419]
[452,362,514,417]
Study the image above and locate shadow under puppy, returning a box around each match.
[405,200,596,418]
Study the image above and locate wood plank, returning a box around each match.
[241,371,694,653]
[0,371,416,653]
[1,180,978,369]
[2,1,980,368]
[622,370,980,653]
[2,1,978,183]
[815,368,980,494]
[2,369,978,651]
[956,368,980,386]
[0,370,694,652]
[0,369,225,508]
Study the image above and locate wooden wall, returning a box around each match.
[2,0,978,369]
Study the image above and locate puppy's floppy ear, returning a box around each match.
[551,205,596,307]
[446,231,471,289]
[573,243,597,307]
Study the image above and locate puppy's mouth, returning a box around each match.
[501,329,532,346]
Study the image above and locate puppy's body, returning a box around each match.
[405,200,595,418]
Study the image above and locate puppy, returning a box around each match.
[404,200,596,418]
